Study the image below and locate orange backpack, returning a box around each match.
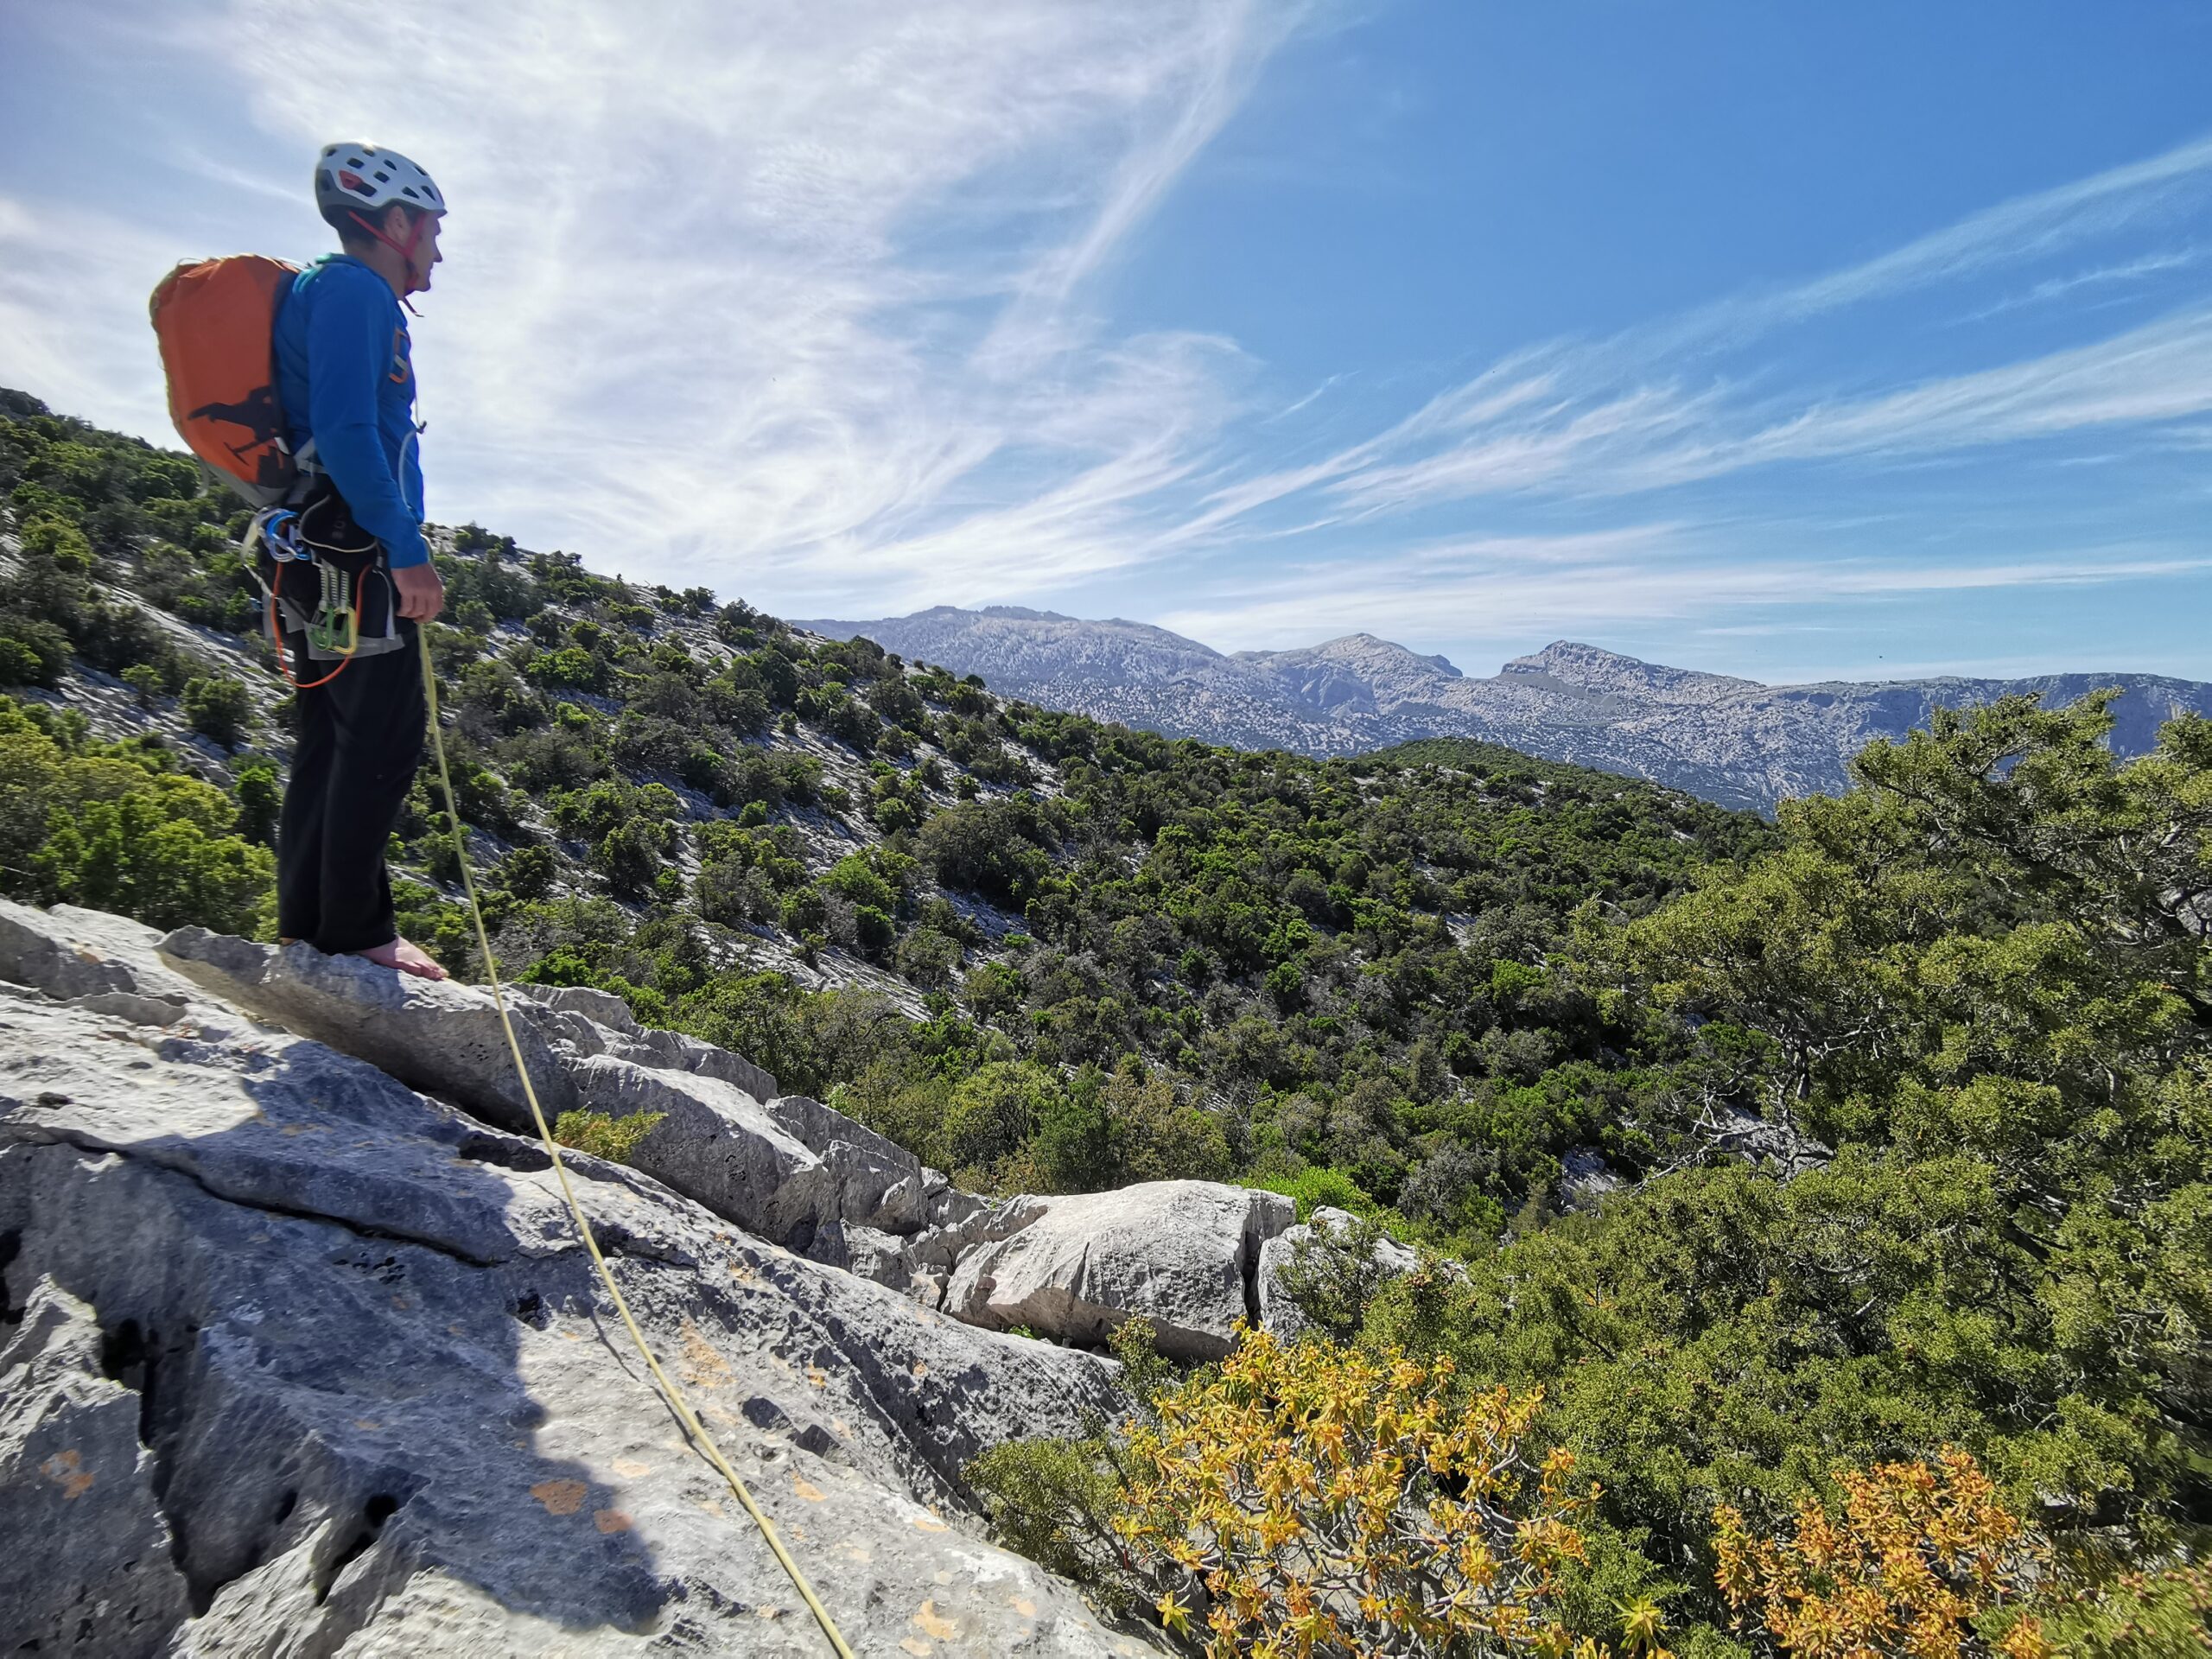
[149,255,302,507]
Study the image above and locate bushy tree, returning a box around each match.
[181,676,252,747]
[0,614,69,687]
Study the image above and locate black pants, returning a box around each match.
[276,621,424,954]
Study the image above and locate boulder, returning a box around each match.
[508,981,781,1102]
[1256,1205,1423,1342]
[0,909,1166,1656]
[2,897,209,1009]
[507,981,643,1033]
[943,1181,1295,1360]
[566,1053,834,1247]
[762,1092,935,1236]
[1557,1146,1625,1212]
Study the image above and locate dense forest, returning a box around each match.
[3,390,2206,1654]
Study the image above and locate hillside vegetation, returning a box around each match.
[3,389,2207,1653]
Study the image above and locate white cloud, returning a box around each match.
[1960,247,2201,322]
[1183,131,2212,529]
[2,0,1307,612]
[1157,537,2212,654]
[3,10,2209,671]
[1318,300,2212,512]
[1693,132,2212,340]
[0,198,181,435]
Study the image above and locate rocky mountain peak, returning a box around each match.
[1302,633,1465,680]
[1501,640,1758,702]
[781,606,2212,812]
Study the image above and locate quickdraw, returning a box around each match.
[303,558,359,658]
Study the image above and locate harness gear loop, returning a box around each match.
[416,634,855,1659]
[246,509,360,692]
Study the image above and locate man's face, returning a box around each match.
[385,204,444,294]
[408,210,443,294]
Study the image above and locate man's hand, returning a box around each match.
[393,561,445,623]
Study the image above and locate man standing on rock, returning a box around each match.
[272,144,449,980]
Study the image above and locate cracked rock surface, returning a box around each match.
[154,918,1288,1362]
[0,900,1166,1656]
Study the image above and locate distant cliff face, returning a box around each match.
[795,612,2212,812]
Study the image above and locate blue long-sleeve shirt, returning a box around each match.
[272,254,430,568]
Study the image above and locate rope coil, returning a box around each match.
[418,635,855,1657]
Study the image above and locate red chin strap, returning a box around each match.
[348,207,431,306]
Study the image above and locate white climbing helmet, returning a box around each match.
[314,143,447,219]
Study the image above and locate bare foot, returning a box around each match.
[352,937,449,981]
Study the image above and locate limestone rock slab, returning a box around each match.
[0,933,1162,1655]
[0,1277,191,1656]
[567,1053,831,1247]
[158,926,580,1132]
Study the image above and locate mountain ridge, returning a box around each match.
[795,608,2212,810]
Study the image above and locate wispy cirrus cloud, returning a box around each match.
[2,0,1310,613]
[1159,537,2212,654]
[1960,248,2202,322]
[3,9,2209,677]
[1178,129,2212,533]
[1320,300,2212,514]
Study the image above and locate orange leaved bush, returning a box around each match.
[1712,1448,2051,1659]
[1110,1325,1633,1658]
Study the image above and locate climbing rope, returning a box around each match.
[418,635,855,1658]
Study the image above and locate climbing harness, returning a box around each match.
[416,635,855,1658]
[251,506,361,690]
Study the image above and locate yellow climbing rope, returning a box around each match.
[418,637,855,1659]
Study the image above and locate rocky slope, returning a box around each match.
[2,897,1332,1654]
[799,609,2212,812]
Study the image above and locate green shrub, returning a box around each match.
[497,843,558,901]
[122,662,166,707]
[181,675,253,747]
[524,645,607,692]
[893,926,962,989]
[552,1109,665,1164]
[233,762,282,846]
[940,1060,1058,1184]
[33,790,274,935]
[0,614,70,687]
[1245,1165,1381,1221]
[820,853,897,912]
[594,817,671,899]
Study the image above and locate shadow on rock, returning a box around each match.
[1,1033,677,1650]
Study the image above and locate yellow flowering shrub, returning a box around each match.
[1110,1325,1621,1657]
[1712,1448,2051,1659]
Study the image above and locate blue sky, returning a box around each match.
[5,2,2211,683]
